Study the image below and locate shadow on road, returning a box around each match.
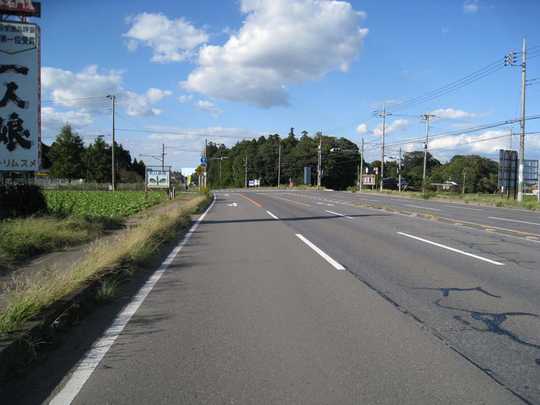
[202,213,391,225]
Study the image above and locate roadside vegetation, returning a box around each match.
[44,190,167,218]
[0,217,103,267]
[0,190,170,270]
[357,189,540,210]
[0,193,210,334]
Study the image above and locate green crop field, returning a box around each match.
[44,191,168,218]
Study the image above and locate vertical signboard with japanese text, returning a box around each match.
[0,20,40,172]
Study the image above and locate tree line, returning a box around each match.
[201,129,499,192]
[42,125,146,183]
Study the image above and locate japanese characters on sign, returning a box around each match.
[0,0,35,13]
[0,20,40,172]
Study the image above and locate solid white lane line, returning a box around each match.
[325,210,353,220]
[397,231,504,266]
[295,234,346,271]
[488,216,540,226]
[266,210,279,220]
[404,204,442,211]
[445,205,483,211]
[49,198,217,405]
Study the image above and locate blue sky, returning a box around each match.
[38,0,540,172]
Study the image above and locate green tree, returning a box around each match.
[431,155,498,193]
[84,136,111,183]
[400,151,440,189]
[49,125,85,180]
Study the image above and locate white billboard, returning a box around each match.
[0,21,40,172]
[146,168,170,189]
[362,174,376,186]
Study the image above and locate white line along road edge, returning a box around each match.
[295,233,346,271]
[266,210,279,220]
[397,231,504,266]
[488,216,540,226]
[49,197,217,405]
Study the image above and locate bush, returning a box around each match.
[0,185,47,219]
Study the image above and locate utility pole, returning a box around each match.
[317,136,322,190]
[107,95,116,192]
[537,160,540,202]
[277,140,281,188]
[518,38,527,202]
[462,170,466,195]
[219,156,222,186]
[161,144,165,171]
[509,128,513,150]
[422,113,436,193]
[244,154,248,188]
[398,147,402,192]
[359,137,364,191]
[377,106,391,191]
[204,139,208,189]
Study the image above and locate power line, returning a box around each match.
[391,63,505,112]
[364,114,540,152]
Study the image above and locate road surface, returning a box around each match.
[4,190,540,404]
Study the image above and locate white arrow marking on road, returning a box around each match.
[227,202,238,207]
[397,231,504,266]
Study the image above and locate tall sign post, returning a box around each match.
[0,2,41,181]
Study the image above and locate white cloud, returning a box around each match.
[41,106,93,130]
[373,119,408,136]
[42,65,121,110]
[195,100,223,117]
[182,0,368,107]
[42,65,172,117]
[147,126,259,143]
[124,12,208,63]
[431,108,476,120]
[463,0,479,14]
[178,94,193,103]
[356,123,368,135]
[146,88,172,103]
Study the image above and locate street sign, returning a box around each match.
[248,179,260,187]
[498,150,518,195]
[362,174,376,186]
[0,20,40,172]
[200,156,207,166]
[303,166,311,185]
[146,168,170,189]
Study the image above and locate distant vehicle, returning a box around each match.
[382,177,408,190]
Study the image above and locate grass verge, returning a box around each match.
[0,193,210,334]
[358,189,540,210]
[0,217,105,269]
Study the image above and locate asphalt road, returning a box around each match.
[6,189,540,404]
